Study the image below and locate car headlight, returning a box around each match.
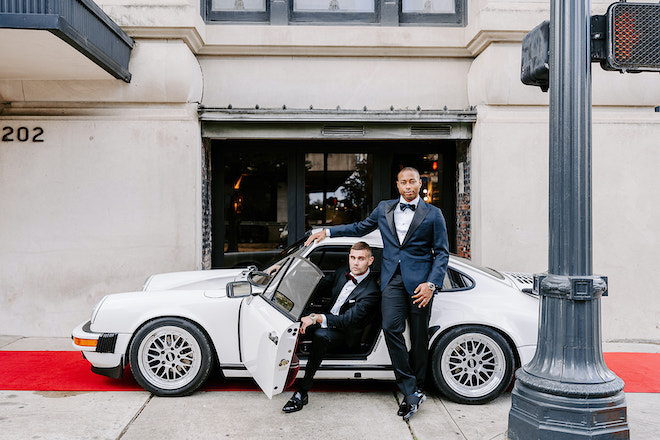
[90,296,108,324]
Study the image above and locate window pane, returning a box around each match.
[402,0,454,13]
[265,257,323,319]
[294,0,375,13]
[223,152,288,255]
[212,0,266,11]
[305,153,373,227]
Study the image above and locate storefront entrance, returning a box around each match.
[206,138,468,268]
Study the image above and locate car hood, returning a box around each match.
[142,268,246,291]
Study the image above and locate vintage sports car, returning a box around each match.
[72,231,539,404]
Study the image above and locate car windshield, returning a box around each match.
[262,237,308,275]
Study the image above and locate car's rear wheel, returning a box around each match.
[129,317,213,396]
[430,325,515,404]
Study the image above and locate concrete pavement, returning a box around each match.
[1,336,659,440]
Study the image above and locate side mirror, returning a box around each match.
[227,281,252,298]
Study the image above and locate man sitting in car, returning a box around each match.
[282,241,381,413]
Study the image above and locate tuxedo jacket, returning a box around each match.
[316,265,381,343]
[329,199,449,294]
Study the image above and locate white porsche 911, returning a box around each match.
[72,231,539,404]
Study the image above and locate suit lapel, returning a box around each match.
[339,275,369,314]
[325,272,346,313]
[385,200,399,245]
[402,200,430,246]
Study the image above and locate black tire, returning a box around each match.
[430,325,515,404]
[129,317,214,396]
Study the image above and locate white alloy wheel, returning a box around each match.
[129,318,213,396]
[431,326,515,404]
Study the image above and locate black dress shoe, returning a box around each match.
[282,391,309,413]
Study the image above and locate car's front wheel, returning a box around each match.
[430,325,515,404]
[129,317,214,396]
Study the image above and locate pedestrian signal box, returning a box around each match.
[601,2,660,73]
[521,2,660,91]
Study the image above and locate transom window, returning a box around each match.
[205,0,466,25]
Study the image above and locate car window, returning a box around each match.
[262,256,324,320]
[307,245,383,275]
[307,246,350,272]
[442,268,474,291]
[262,237,308,271]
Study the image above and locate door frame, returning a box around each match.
[201,108,475,267]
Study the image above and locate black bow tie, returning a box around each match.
[345,272,358,284]
[400,203,416,212]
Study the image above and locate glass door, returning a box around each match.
[305,153,373,228]
[221,152,289,267]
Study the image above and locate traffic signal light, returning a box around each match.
[600,2,660,73]
[521,2,660,90]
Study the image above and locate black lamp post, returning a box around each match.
[508,0,629,438]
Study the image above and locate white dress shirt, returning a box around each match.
[394,196,420,244]
[321,268,371,328]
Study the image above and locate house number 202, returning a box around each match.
[2,126,45,143]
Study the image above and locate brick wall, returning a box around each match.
[456,141,471,258]
[201,139,212,270]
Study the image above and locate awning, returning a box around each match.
[0,0,133,82]
[199,106,477,140]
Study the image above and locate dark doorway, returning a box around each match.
[209,139,460,268]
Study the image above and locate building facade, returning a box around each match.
[1,0,659,342]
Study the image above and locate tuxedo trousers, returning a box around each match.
[299,327,346,392]
[381,270,433,398]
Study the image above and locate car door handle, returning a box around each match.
[268,331,279,345]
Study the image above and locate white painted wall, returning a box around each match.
[468,43,660,341]
[1,1,659,343]
[0,41,203,336]
[199,56,471,110]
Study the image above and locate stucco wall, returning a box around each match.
[2,1,659,343]
[0,40,203,336]
[468,42,660,342]
[200,55,471,110]
[593,110,660,342]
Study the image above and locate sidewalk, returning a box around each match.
[1,336,659,440]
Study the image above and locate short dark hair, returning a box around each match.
[350,241,372,257]
[397,166,421,181]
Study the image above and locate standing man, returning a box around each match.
[305,167,449,420]
[282,241,381,413]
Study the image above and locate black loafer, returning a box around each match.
[282,391,309,413]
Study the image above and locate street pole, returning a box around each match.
[508,0,630,438]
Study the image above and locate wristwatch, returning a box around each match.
[426,282,437,292]
[309,313,317,323]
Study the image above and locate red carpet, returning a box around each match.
[0,351,394,393]
[603,352,660,393]
[0,351,656,393]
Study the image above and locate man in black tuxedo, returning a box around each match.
[282,241,381,413]
[305,167,449,420]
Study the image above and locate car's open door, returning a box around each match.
[239,256,323,398]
